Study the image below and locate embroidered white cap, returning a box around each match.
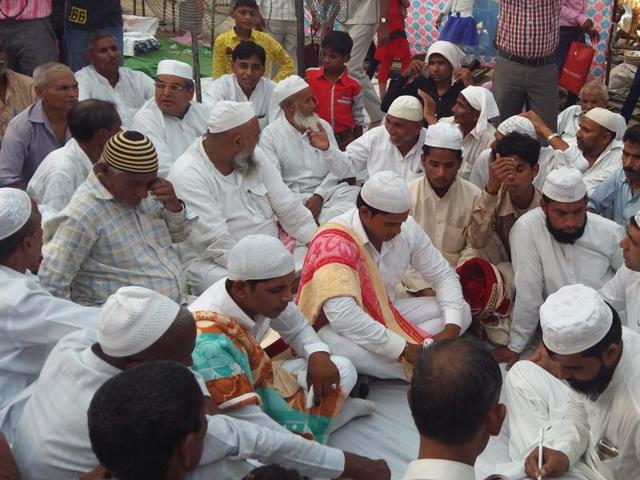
[497,115,537,140]
[424,121,463,150]
[0,188,32,241]
[541,284,613,355]
[273,75,309,105]
[228,234,295,281]
[98,286,180,358]
[361,171,412,214]
[542,167,587,203]
[157,59,193,80]
[584,107,623,135]
[388,95,424,122]
[208,100,256,133]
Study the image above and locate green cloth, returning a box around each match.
[124,38,212,78]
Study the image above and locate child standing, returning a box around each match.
[305,31,364,150]
[212,0,294,81]
[436,0,478,46]
[374,0,412,99]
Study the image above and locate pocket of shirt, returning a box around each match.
[247,183,273,219]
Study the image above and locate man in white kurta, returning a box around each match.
[505,285,640,480]
[204,41,277,130]
[260,76,359,225]
[298,172,471,379]
[131,60,208,176]
[407,122,481,271]
[494,168,624,367]
[12,287,361,480]
[0,188,99,443]
[75,32,154,127]
[27,100,122,220]
[309,96,427,182]
[600,211,640,332]
[169,101,317,295]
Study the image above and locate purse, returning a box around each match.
[559,41,596,94]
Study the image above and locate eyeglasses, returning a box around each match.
[154,81,185,92]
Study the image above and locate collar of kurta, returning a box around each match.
[88,64,122,88]
[498,186,542,217]
[85,170,115,201]
[384,126,427,159]
[594,139,623,165]
[349,209,374,248]
[211,277,261,331]
[403,458,475,480]
[27,99,48,125]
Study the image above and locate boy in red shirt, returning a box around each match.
[305,31,364,150]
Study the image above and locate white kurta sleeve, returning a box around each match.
[271,303,330,358]
[323,296,406,359]
[508,218,545,353]
[35,171,77,214]
[321,131,370,179]
[406,218,467,327]
[545,392,591,469]
[202,415,345,478]
[257,151,317,243]
[600,267,628,323]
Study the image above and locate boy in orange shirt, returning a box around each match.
[305,31,364,150]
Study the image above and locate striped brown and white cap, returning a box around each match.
[103,130,159,174]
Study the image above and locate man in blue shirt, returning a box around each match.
[589,124,640,226]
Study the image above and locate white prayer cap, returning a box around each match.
[424,121,463,150]
[460,86,500,134]
[426,41,464,70]
[497,115,537,140]
[227,234,295,281]
[542,167,587,203]
[361,171,412,214]
[0,188,32,241]
[387,95,423,122]
[273,75,309,106]
[635,209,640,227]
[156,59,193,80]
[98,286,180,358]
[584,107,621,135]
[207,100,256,133]
[540,284,612,355]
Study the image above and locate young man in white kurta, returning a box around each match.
[0,189,99,443]
[309,96,427,182]
[600,212,640,332]
[504,285,640,480]
[504,169,624,359]
[75,33,154,127]
[260,76,360,225]
[27,100,122,219]
[131,60,208,177]
[168,101,317,295]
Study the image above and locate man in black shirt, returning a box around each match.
[380,40,473,121]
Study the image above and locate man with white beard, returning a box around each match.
[168,100,317,295]
[259,76,360,224]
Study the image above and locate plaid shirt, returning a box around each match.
[0,0,51,20]
[496,0,561,59]
[39,171,194,306]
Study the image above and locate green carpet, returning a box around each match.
[124,38,213,78]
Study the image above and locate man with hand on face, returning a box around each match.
[505,284,640,480]
[132,60,208,177]
[75,31,154,127]
[407,121,481,273]
[381,40,472,118]
[259,75,360,225]
[600,210,640,333]
[297,171,471,380]
[493,168,624,368]
[205,41,277,131]
[309,95,427,182]
[39,131,194,306]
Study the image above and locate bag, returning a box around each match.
[559,41,595,94]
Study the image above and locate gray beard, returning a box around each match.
[233,150,256,175]
[293,111,321,132]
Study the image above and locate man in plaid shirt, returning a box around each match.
[39,131,194,306]
[493,0,561,133]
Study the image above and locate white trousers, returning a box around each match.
[337,22,383,123]
[303,184,360,225]
[504,361,596,480]
[265,18,298,76]
[318,296,472,379]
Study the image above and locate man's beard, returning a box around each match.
[233,149,256,175]
[566,362,616,401]
[546,215,587,244]
[293,110,321,132]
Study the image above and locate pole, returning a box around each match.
[295,0,305,74]
[606,0,618,85]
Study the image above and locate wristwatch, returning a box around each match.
[379,16,388,23]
